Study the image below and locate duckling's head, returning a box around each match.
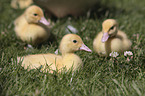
[59,34,92,55]
[24,5,49,25]
[101,19,118,43]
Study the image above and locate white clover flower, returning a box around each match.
[109,51,119,57]
[124,51,133,56]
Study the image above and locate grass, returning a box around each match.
[0,0,145,95]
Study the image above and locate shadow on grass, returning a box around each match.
[88,2,125,19]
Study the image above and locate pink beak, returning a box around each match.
[79,44,92,52]
[101,32,109,43]
[39,17,50,26]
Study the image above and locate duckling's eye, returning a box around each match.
[33,13,38,16]
[73,40,77,43]
[110,26,114,30]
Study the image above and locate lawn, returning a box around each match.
[0,0,145,95]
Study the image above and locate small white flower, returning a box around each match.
[54,49,59,55]
[109,51,119,57]
[65,25,78,34]
[124,51,133,56]
[27,44,33,49]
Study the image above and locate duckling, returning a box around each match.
[11,0,33,9]
[14,5,50,46]
[93,19,132,56]
[18,34,92,72]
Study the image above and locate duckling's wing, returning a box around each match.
[21,54,62,71]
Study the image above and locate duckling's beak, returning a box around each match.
[39,17,50,26]
[101,32,109,43]
[79,44,92,52]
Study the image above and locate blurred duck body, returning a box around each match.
[19,34,92,72]
[33,0,98,18]
[14,5,50,45]
[93,19,132,56]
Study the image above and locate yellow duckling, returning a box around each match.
[14,5,50,45]
[18,34,92,72]
[93,19,132,56]
[11,0,33,9]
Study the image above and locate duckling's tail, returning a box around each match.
[17,57,24,64]
[123,39,132,51]
[11,56,24,65]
